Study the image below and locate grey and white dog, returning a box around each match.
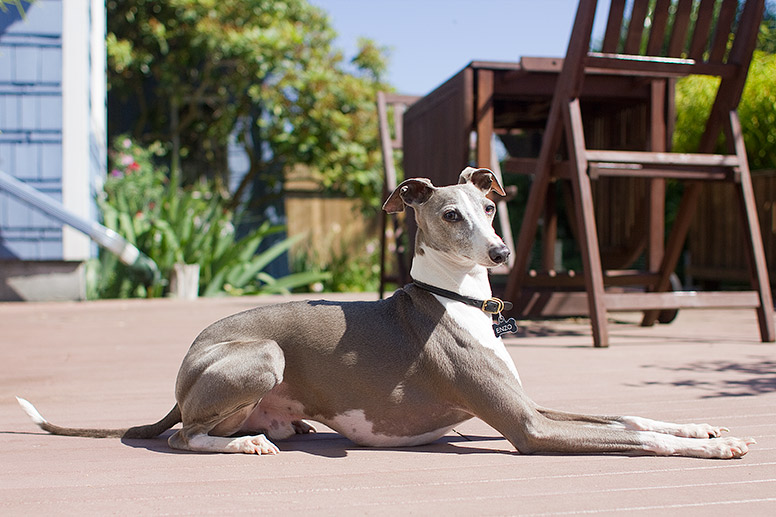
[18,168,753,458]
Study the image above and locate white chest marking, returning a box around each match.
[435,295,521,385]
[327,409,454,447]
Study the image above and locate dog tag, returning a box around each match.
[493,315,518,338]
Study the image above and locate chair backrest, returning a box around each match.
[562,0,763,82]
[601,0,756,63]
[561,0,764,152]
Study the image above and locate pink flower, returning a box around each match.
[122,138,132,149]
[110,169,123,178]
[120,154,134,166]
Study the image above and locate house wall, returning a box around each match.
[0,0,106,300]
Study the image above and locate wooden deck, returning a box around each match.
[1,294,775,515]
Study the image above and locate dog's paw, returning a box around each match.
[293,420,316,434]
[699,436,756,459]
[675,422,729,439]
[235,434,280,455]
[653,434,757,458]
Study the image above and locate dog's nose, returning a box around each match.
[489,245,510,265]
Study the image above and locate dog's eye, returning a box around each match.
[443,210,461,222]
[484,204,496,215]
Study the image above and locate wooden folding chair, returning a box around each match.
[377,91,420,298]
[504,0,774,347]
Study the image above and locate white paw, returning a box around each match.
[676,422,729,439]
[701,436,756,459]
[235,434,280,455]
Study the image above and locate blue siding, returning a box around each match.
[0,0,64,260]
[15,45,39,83]
[40,142,62,179]
[0,48,10,81]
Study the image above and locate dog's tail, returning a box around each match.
[16,397,181,439]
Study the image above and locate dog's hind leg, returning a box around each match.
[169,420,281,455]
[168,339,286,454]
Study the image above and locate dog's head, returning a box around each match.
[383,168,510,267]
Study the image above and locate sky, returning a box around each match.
[307,0,610,95]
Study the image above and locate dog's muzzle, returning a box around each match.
[489,245,510,265]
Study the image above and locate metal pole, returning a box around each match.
[0,169,160,284]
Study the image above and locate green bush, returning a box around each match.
[92,137,328,298]
[674,51,776,170]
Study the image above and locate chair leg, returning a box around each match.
[728,111,775,342]
[505,102,565,305]
[564,98,609,347]
[542,182,558,271]
[735,180,776,342]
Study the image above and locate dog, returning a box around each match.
[18,167,754,458]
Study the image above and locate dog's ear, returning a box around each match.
[382,178,436,213]
[459,167,506,197]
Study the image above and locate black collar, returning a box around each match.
[413,280,513,314]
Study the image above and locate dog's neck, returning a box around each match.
[410,244,492,301]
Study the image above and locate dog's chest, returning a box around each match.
[435,296,521,384]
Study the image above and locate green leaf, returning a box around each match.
[256,270,331,295]
[231,232,306,287]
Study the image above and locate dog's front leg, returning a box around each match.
[454,371,754,458]
[535,406,729,439]
[615,415,730,439]
[456,381,643,455]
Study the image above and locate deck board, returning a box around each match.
[1,295,774,515]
